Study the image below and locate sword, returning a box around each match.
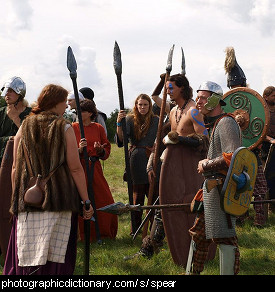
[141,44,175,240]
[113,41,136,231]
[132,196,159,240]
[98,199,275,215]
[263,144,274,174]
[67,47,101,276]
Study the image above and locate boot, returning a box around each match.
[219,244,236,275]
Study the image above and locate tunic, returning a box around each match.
[0,106,31,164]
[159,143,207,267]
[0,106,31,261]
[72,122,118,241]
[116,115,159,185]
[203,116,241,239]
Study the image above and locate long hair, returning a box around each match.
[129,93,154,141]
[32,84,68,114]
[168,74,193,100]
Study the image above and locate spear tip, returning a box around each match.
[181,47,186,75]
[166,44,175,73]
[113,41,122,75]
[67,46,77,76]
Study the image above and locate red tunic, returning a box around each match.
[72,122,118,241]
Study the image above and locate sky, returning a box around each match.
[1,0,275,116]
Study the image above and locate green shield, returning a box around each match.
[222,87,270,149]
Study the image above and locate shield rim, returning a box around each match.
[222,87,270,150]
[221,146,258,216]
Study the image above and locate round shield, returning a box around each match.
[222,87,270,149]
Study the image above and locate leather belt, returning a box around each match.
[205,177,224,193]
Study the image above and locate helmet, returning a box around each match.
[197,81,226,110]
[1,76,26,98]
[227,62,246,88]
[224,47,246,89]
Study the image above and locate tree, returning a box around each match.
[0,96,6,107]
[105,108,130,143]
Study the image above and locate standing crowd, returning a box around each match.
[0,46,274,275]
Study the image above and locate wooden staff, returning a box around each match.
[141,45,175,239]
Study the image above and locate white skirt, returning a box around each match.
[17,211,72,267]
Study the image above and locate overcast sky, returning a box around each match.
[1,0,275,116]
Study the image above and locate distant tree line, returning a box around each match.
[105,108,130,143]
[0,97,6,107]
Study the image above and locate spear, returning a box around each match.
[113,41,136,232]
[98,200,275,215]
[67,46,101,275]
[181,47,186,75]
[141,44,175,239]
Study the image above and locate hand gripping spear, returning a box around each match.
[113,41,136,232]
[67,46,101,275]
[140,44,175,239]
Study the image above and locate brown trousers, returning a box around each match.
[189,212,240,274]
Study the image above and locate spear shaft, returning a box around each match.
[98,199,275,216]
[141,45,175,239]
[67,47,101,275]
[113,41,136,231]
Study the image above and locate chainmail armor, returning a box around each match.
[203,116,242,239]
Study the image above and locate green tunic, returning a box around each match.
[0,106,32,164]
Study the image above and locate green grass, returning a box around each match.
[1,144,275,275]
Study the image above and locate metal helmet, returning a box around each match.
[197,81,225,110]
[1,76,26,98]
[224,47,246,89]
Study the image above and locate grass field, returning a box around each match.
[1,144,274,275]
[74,144,275,275]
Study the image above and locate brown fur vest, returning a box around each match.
[10,112,80,214]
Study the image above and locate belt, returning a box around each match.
[205,176,225,193]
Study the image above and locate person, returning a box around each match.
[156,74,211,268]
[188,81,242,275]
[79,87,108,135]
[0,76,31,263]
[0,76,31,163]
[3,84,93,275]
[116,93,159,234]
[224,46,268,227]
[64,90,85,122]
[262,86,275,212]
[134,122,170,259]
[72,99,117,241]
